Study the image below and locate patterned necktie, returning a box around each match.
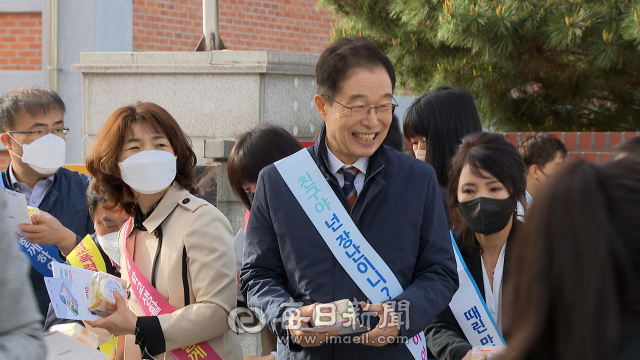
[341,166,359,211]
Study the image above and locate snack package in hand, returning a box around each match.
[312,299,356,328]
[305,299,368,335]
[471,346,505,360]
[87,272,127,317]
[50,323,99,349]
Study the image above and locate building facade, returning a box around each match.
[0,0,335,164]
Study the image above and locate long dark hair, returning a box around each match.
[86,102,197,215]
[501,158,640,360]
[448,132,526,253]
[227,125,302,210]
[403,86,482,187]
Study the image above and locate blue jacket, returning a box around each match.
[2,166,94,318]
[240,127,458,359]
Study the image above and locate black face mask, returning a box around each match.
[458,196,516,235]
[246,192,254,206]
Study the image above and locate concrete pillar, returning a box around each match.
[72,50,322,233]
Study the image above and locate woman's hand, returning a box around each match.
[86,290,137,336]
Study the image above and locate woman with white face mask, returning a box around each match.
[425,132,527,360]
[84,102,242,360]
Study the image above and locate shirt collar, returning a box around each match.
[325,144,369,176]
[525,190,533,206]
[141,183,189,234]
[8,163,54,188]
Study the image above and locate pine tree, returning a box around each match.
[318,0,640,131]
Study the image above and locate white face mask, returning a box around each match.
[414,149,427,162]
[118,150,177,195]
[96,232,120,266]
[9,133,66,175]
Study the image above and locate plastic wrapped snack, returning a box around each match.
[50,323,99,349]
[312,299,355,328]
[87,272,127,317]
[471,346,505,360]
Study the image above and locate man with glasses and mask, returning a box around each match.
[0,85,93,319]
[241,37,457,360]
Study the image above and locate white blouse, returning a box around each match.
[481,241,507,332]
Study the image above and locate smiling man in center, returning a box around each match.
[241,37,458,360]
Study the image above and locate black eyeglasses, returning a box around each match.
[322,94,397,120]
[6,127,69,139]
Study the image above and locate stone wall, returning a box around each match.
[72,50,321,233]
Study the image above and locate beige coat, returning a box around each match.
[118,184,242,360]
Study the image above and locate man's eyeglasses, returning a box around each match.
[322,94,397,121]
[6,127,69,139]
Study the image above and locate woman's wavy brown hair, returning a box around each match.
[86,102,197,215]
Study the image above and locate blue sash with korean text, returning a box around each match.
[449,232,505,347]
[1,178,61,277]
[275,149,428,360]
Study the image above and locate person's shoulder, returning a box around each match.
[257,157,296,185]
[56,167,91,184]
[177,191,214,214]
[176,192,230,226]
[383,145,436,176]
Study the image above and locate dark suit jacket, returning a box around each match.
[425,222,519,360]
[241,125,458,360]
[1,166,94,318]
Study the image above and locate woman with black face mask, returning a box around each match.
[425,132,527,360]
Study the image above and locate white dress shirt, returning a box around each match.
[325,145,369,194]
[481,241,507,332]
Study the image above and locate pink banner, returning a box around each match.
[123,218,222,360]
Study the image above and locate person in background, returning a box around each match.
[613,135,640,161]
[85,102,242,360]
[84,185,131,269]
[228,125,303,214]
[0,85,94,318]
[227,125,302,360]
[499,158,640,360]
[426,132,527,360]
[403,86,483,215]
[0,190,47,360]
[44,184,130,331]
[516,133,567,220]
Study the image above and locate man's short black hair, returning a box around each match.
[316,36,395,101]
[613,135,640,160]
[518,133,568,169]
[0,85,65,131]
